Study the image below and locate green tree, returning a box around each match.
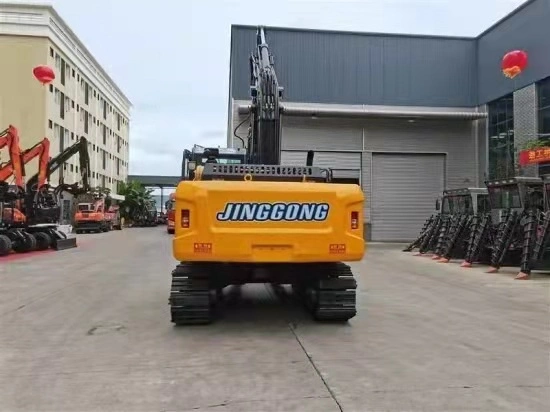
[117,180,155,223]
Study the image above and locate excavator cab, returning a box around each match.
[441,188,489,216]
[486,177,544,220]
[541,174,550,210]
[183,145,247,180]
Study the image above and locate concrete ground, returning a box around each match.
[0,228,549,412]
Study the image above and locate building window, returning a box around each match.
[538,77,550,175]
[84,110,89,133]
[49,47,54,57]
[59,91,65,119]
[84,83,89,105]
[72,68,75,77]
[488,94,514,179]
[60,58,66,85]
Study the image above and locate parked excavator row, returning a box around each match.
[169,27,364,325]
[404,175,550,280]
[0,125,91,256]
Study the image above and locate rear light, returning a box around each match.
[351,211,359,230]
[181,209,190,228]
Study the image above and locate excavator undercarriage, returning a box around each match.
[170,261,357,324]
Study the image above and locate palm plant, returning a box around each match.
[117,180,155,223]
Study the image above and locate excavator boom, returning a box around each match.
[0,125,24,187]
[25,136,90,194]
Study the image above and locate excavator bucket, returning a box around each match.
[51,225,77,250]
[53,235,77,250]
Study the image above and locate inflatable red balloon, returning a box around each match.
[501,50,528,79]
[32,65,55,85]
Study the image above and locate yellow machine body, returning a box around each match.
[172,180,365,263]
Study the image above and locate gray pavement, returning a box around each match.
[0,228,549,412]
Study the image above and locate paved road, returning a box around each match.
[0,228,549,412]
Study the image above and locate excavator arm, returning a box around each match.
[26,136,90,195]
[23,137,90,223]
[247,27,284,165]
[0,125,24,187]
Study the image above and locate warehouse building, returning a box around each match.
[227,0,550,241]
[0,3,131,202]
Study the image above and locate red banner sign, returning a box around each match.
[518,147,550,166]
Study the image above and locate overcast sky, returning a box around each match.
[27,0,527,176]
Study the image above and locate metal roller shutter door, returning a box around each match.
[371,153,445,242]
[281,151,361,179]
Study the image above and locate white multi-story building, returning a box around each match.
[0,2,131,197]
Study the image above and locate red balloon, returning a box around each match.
[33,65,55,85]
[501,50,528,79]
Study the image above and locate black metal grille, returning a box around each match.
[201,163,327,182]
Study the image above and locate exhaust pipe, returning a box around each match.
[306,150,314,166]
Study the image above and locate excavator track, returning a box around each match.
[303,262,358,322]
[169,263,213,325]
[170,262,358,325]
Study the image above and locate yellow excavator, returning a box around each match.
[169,27,365,325]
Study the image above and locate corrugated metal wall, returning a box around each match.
[230,1,550,109]
[281,151,361,178]
[364,119,476,240]
[278,116,477,240]
[371,153,446,241]
[363,119,477,189]
[361,152,372,225]
[281,117,362,150]
[230,26,477,107]
[477,0,550,105]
